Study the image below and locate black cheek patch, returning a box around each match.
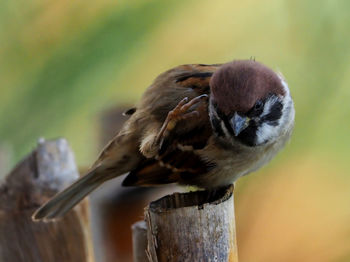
[262,100,283,125]
[210,115,225,137]
[223,118,235,136]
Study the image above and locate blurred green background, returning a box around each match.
[1,0,350,261]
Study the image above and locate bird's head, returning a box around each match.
[209,60,294,147]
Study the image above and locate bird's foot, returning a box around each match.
[155,95,208,150]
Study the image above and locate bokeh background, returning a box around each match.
[1,0,350,261]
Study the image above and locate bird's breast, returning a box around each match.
[193,138,280,188]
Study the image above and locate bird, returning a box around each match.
[32,59,295,221]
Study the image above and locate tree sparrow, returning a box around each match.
[33,60,295,221]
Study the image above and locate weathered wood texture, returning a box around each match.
[133,185,238,262]
[0,138,94,262]
[132,221,148,262]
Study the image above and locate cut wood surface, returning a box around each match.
[133,185,238,262]
[0,138,94,262]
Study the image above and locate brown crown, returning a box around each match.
[210,60,285,115]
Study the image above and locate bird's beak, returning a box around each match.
[230,112,249,136]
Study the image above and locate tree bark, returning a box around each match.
[133,185,238,262]
[0,138,94,262]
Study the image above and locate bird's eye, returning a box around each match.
[254,100,264,111]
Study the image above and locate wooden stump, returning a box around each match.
[133,185,238,262]
[0,138,94,262]
[132,221,148,262]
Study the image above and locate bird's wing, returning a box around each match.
[32,63,222,220]
[122,64,221,187]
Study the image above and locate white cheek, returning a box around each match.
[220,120,231,139]
[209,102,233,140]
[261,98,276,118]
[279,76,290,96]
[279,76,295,126]
[256,123,279,144]
[256,74,294,145]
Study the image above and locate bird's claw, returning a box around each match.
[169,94,208,122]
[155,95,208,150]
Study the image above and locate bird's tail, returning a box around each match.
[32,167,106,221]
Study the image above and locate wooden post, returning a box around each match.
[0,138,94,262]
[132,185,238,262]
[132,221,148,262]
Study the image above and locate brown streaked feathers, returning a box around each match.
[122,64,220,186]
[33,63,220,220]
